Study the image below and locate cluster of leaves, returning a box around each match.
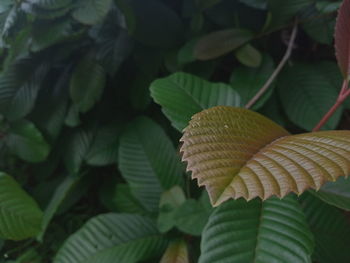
[0,0,349,262]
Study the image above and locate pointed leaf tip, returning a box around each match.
[335,0,350,78]
[181,106,350,206]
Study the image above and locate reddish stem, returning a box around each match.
[313,79,350,131]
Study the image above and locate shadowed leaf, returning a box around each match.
[194,29,253,60]
[335,0,350,78]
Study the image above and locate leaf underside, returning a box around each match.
[181,106,350,206]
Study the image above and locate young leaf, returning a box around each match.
[309,177,350,211]
[194,29,253,60]
[118,117,184,212]
[300,193,350,263]
[200,195,313,263]
[0,173,43,240]
[181,106,350,206]
[234,44,262,68]
[5,120,50,162]
[335,0,350,78]
[174,199,212,236]
[157,186,186,233]
[70,56,106,113]
[54,213,167,263]
[150,72,240,131]
[160,240,189,263]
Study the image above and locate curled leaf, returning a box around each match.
[181,106,350,206]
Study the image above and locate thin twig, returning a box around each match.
[313,79,350,131]
[245,22,298,109]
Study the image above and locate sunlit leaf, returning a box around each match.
[160,240,189,263]
[181,106,350,206]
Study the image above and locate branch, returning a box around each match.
[313,79,350,131]
[245,22,298,109]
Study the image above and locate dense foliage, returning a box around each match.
[0,0,349,262]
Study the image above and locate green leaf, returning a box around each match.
[194,29,253,60]
[110,184,147,214]
[301,6,335,45]
[309,177,350,211]
[150,72,241,131]
[0,173,43,240]
[181,106,350,206]
[157,186,186,233]
[72,0,112,25]
[160,240,189,263]
[230,53,275,109]
[0,59,48,121]
[54,213,167,263]
[300,193,350,263]
[28,0,72,10]
[267,0,313,29]
[200,195,313,263]
[5,120,50,162]
[63,127,94,174]
[238,0,267,9]
[118,117,184,212]
[85,122,122,166]
[174,199,212,236]
[37,176,78,241]
[235,44,262,68]
[70,56,107,113]
[278,62,342,131]
[30,18,74,52]
[126,0,184,48]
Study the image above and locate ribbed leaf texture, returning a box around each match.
[0,173,43,240]
[300,193,350,263]
[181,106,350,206]
[150,72,240,131]
[119,117,184,212]
[54,213,167,263]
[160,240,189,263]
[200,195,313,263]
[335,0,350,77]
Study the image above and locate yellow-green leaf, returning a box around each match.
[160,240,189,263]
[181,106,350,206]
